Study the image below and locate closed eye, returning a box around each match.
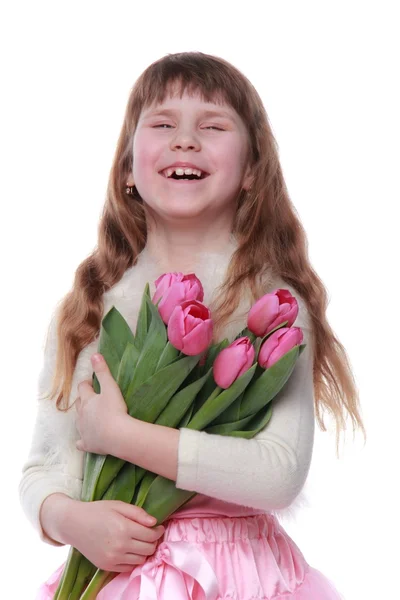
[153,125,224,131]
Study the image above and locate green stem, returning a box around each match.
[53,547,82,599]
[66,557,97,600]
[79,570,116,599]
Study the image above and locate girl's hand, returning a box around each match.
[75,353,128,455]
[69,500,165,572]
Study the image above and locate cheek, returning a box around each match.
[217,142,248,184]
[132,131,157,179]
[213,132,247,167]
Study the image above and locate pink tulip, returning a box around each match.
[258,327,304,369]
[168,300,213,356]
[153,272,204,325]
[213,337,255,389]
[248,289,299,338]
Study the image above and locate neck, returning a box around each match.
[144,212,236,273]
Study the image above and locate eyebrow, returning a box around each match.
[142,108,237,121]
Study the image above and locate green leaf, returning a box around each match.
[95,327,121,382]
[210,390,243,425]
[234,327,257,343]
[81,324,122,501]
[229,403,273,438]
[127,354,201,422]
[101,462,137,503]
[92,354,201,500]
[135,471,158,507]
[157,341,180,371]
[131,466,146,491]
[205,410,255,434]
[101,306,136,360]
[140,476,197,525]
[214,364,264,425]
[81,451,106,502]
[125,295,167,394]
[93,454,126,499]
[118,369,210,494]
[239,345,301,419]
[187,363,257,430]
[191,368,218,414]
[116,342,140,397]
[178,403,195,428]
[135,283,151,352]
[155,370,210,428]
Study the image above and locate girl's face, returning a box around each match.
[130,87,252,224]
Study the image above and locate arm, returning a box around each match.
[175,290,315,510]
[19,309,98,545]
[113,289,315,511]
[39,493,80,546]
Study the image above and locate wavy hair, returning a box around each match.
[42,51,366,453]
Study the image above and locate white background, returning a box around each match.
[1,2,399,599]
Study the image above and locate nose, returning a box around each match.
[170,127,200,151]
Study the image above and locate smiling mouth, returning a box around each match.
[159,168,210,182]
[161,174,209,183]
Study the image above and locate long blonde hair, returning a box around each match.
[43,51,366,453]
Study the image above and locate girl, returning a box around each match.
[20,52,365,599]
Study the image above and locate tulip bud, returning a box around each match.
[213,337,255,389]
[168,300,213,356]
[153,273,204,325]
[248,289,299,338]
[258,327,304,369]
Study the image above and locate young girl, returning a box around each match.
[20,51,365,599]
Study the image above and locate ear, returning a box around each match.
[126,173,135,186]
[241,163,254,191]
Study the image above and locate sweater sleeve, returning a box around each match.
[18,309,98,546]
[175,289,315,511]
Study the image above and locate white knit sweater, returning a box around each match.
[19,242,315,545]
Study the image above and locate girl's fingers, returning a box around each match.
[128,521,165,543]
[128,539,158,557]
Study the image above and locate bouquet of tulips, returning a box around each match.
[54,273,305,599]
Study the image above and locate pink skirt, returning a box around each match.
[37,513,344,599]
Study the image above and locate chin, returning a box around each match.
[148,199,212,222]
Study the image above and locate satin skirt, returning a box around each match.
[36,513,344,599]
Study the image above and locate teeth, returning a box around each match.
[164,167,203,178]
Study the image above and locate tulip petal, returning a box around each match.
[258,329,284,368]
[248,294,280,337]
[153,273,182,304]
[181,319,213,356]
[158,283,187,324]
[214,345,249,389]
[153,273,204,316]
[213,339,255,389]
[184,312,200,335]
[182,274,204,302]
[181,300,210,320]
[167,306,186,351]
[237,344,255,377]
[264,328,303,368]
